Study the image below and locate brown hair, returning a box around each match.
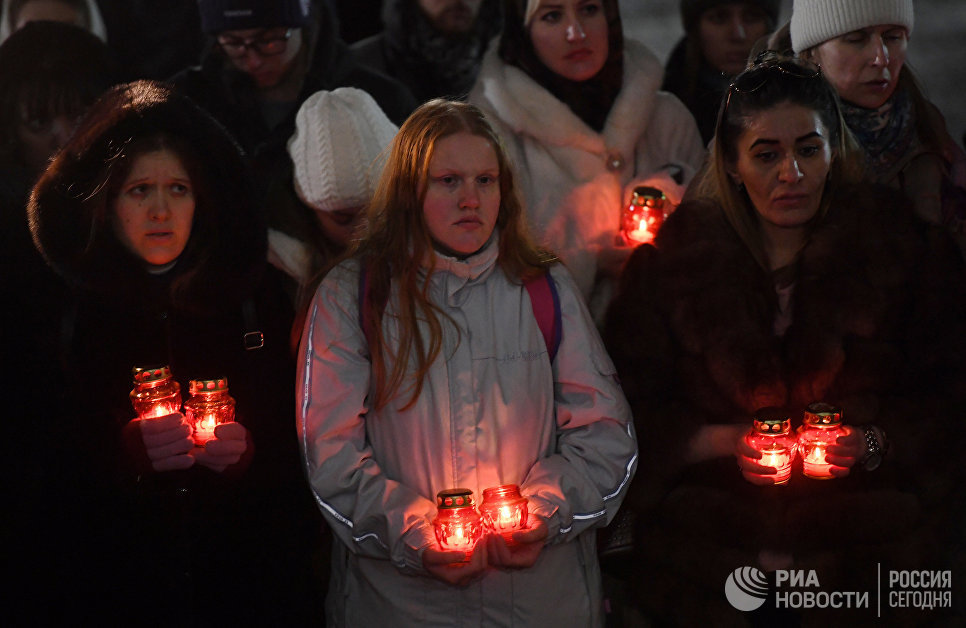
[351,98,555,410]
[693,53,864,269]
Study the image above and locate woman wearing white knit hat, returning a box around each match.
[790,0,966,255]
[269,87,398,314]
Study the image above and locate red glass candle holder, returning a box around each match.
[130,365,181,420]
[797,402,848,480]
[480,484,529,543]
[745,408,797,485]
[432,488,483,561]
[183,377,235,446]
[621,186,667,245]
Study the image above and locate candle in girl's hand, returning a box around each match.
[798,402,848,480]
[744,408,797,485]
[433,488,483,561]
[480,484,528,543]
[130,365,182,421]
[621,186,667,245]
[183,378,235,446]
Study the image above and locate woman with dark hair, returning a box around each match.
[27,80,324,625]
[297,98,636,626]
[663,0,780,144]
[469,0,705,321]
[604,53,966,625]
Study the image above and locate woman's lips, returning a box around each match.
[565,48,593,61]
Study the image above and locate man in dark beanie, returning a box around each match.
[663,0,781,143]
[170,0,415,256]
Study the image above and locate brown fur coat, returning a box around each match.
[603,183,966,625]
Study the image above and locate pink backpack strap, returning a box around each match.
[360,265,561,363]
[525,272,561,363]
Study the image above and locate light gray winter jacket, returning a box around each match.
[297,239,637,626]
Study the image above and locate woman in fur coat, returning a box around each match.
[27,81,324,626]
[469,0,706,322]
[604,54,966,626]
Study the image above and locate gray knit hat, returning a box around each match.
[680,0,781,33]
[287,88,398,212]
[791,0,914,53]
[197,0,310,34]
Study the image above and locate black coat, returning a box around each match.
[604,184,966,625]
[26,82,326,626]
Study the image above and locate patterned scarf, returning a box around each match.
[841,88,916,178]
[383,0,502,101]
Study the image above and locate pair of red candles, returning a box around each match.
[432,485,529,557]
[745,403,849,483]
[129,365,235,446]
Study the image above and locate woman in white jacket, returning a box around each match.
[469,0,707,321]
[297,99,637,627]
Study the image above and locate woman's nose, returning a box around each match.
[565,19,586,43]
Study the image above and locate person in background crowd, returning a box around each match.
[790,0,966,254]
[604,52,966,626]
[297,98,636,627]
[1,21,118,623]
[0,0,105,42]
[663,0,780,145]
[326,0,382,43]
[469,0,706,324]
[273,86,397,346]
[27,81,325,626]
[97,0,204,82]
[172,0,416,266]
[352,0,503,103]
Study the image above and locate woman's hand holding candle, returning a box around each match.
[192,421,249,473]
[486,515,548,569]
[823,427,862,478]
[735,431,785,486]
[137,412,194,472]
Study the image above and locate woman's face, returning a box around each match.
[16,106,82,174]
[698,2,772,76]
[422,131,500,257]
[728,101,833,234]
[528,0,609,82]
[316,206,363,247]
[112,149,195,268]
[809,25,908,109]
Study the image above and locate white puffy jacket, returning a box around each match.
[297,240,637,626]
[469,39,707,320]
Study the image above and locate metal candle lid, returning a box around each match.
[189,377,229,395]
[804,402,842,427]
[132,365,173,385]
[753,406,792,434]
[436,488,475,509]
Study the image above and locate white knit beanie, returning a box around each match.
[791,0,914,53]
[287,87,398,212]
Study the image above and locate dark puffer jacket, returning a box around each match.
[27,82,325,626]
[604,184,966,626]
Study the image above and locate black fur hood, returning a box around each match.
[28,80,267,313]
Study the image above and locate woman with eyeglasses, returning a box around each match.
[468,0,706,323]
[790,0,966,256]
[603,53,966,625]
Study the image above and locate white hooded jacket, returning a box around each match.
[469,39,706,319]
[297,239,637,626]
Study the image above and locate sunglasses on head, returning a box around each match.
[718,51,822,124]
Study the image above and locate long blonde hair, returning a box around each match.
[351,99,556,411]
